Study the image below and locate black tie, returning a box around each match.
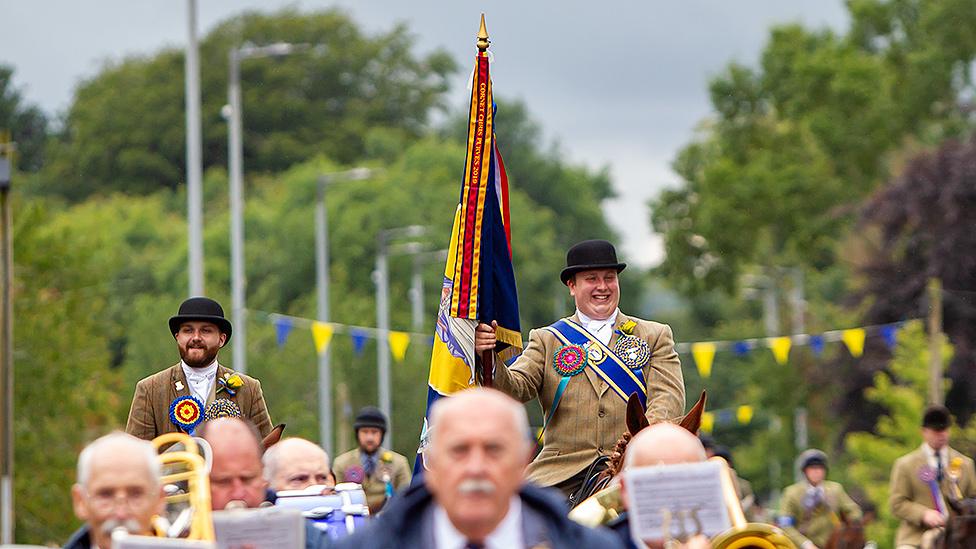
[936,450,944,482]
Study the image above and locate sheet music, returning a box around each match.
[112,533,216,549]
[212,507,305,549]
[623,460,730,543]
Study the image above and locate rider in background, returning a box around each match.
[332,406,411,514]
[778,449,862,549]
[889,405,976,549]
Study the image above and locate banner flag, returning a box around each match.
[809,334,825,356]
[311,322,334,355]
[417,26,523,472]
[880,324,899,350]
[350,328,368,355]
[737,405,754,424]
[389,331,411,362]
[691,342,716,378]
[769,336,792,365]
[273,316,294,347]
[701,412,715,433]
[842,328,866,358]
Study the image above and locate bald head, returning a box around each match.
[198,418,267,509]
[625,423,707,469]
[263,437,334,492]
[428,388,531,454]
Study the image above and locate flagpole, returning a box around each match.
[476,14,494,389]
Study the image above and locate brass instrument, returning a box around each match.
[568,457,796,549]
[151,432,216,541]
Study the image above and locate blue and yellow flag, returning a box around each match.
[417,35,522,467]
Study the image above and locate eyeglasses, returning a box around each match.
[86,487,153,512]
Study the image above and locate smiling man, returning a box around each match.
[475,239,685,497]
[125,297,272,440]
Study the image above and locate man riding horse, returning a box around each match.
[778,449,862,549]
[475,239,686,497]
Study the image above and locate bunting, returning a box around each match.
[841,328,866,358]
[691,342,716,378]
[273,315,294,347]
[769,336,792,365]
[389,331,411,362]
[311,322,334,355]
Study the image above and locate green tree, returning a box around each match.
[0,65,48,172]
[37,8,456,200]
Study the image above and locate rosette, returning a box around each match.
[204,398,242,422]
[613,335,650,370]
[169,395,205,433]
[552,344,588,377]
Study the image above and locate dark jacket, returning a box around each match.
[608,512,638,549]
[330,482,624,549]
[63,525,93,549]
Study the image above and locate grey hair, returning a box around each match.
[76,431,160,489]
[262,437,331,483]
[426,389,532,459]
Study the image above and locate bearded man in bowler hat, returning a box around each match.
[125,297,273,440]
[476,239,685,497]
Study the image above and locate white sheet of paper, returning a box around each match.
[112,533,216,549]
[212,507,305,549]
[623,460,730,543]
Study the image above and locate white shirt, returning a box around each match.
[432,496,523,549]
[576,308,620,347]
[181,359,218,404]
[922,443,949,474]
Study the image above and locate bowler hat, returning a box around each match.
[922,405,952,430]
[168,297,233,343]
[353,406,387,434]
[559,239,627,285]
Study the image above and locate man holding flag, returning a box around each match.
[475,239,685,497]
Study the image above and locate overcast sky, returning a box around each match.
[1,1,848,267]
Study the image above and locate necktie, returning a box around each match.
[464,542,485,549]
[936,450,944,482]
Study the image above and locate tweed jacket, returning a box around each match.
[779,480,862,548]
[493,312,685,487]
[125,363,272,440]
[890,445,976,547]
[332,446,412,514]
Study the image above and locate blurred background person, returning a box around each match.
[332,406,410,513]
[66,432,165,549]
[778,449,861,549]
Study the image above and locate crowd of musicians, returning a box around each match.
[63,240,976,549]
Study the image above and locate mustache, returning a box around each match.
[457,479,495,495]
[101,518,144,536]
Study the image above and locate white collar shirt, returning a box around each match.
[432,495,523,549]
[576,308,620,347]
[181,359,218,404]
[922,443,949,472]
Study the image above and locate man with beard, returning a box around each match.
[125,297,272,440]
[66,432,165,549]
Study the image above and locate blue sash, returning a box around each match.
[544,318,648,408]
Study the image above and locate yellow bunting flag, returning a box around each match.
[701,412,714,434]
[311,322,334,355]
[842,328,866,358]
[769,336,792,365]
[691,342,717,378]
[737,405,754,425]
[389,331,411,362]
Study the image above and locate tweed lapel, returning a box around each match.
[169,363,190,401]
[568,313,607,397]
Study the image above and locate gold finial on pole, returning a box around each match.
[477,13,490,52]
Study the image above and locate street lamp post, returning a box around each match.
[225,42,313,374]
[185,0,204,297]
[0,139,14,545]
[374,226,428,447]
[315,167,375,455]
[409,249,448,332]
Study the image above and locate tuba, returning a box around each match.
[569,457,796,549]
[151,432,216,541]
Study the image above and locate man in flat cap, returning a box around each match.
[889,405,976,548]
[476,239,685,497]
[125,297,272,440]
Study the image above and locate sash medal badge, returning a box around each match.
[614,334,650,370]
[553,344,588,377]
[169,395,204,434]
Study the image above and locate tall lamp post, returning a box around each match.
[374,226,428,447]
[224,42,313,374]
[315,167,376,455]
[185,0,204,297]
[0,137,14,545]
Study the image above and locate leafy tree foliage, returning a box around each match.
[0,65,48,172]
[37,8,456,199]
[853,135,976,420]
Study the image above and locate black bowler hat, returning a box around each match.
[922,405,952,430]
[168,297,233,343]
[559,239,627,285]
